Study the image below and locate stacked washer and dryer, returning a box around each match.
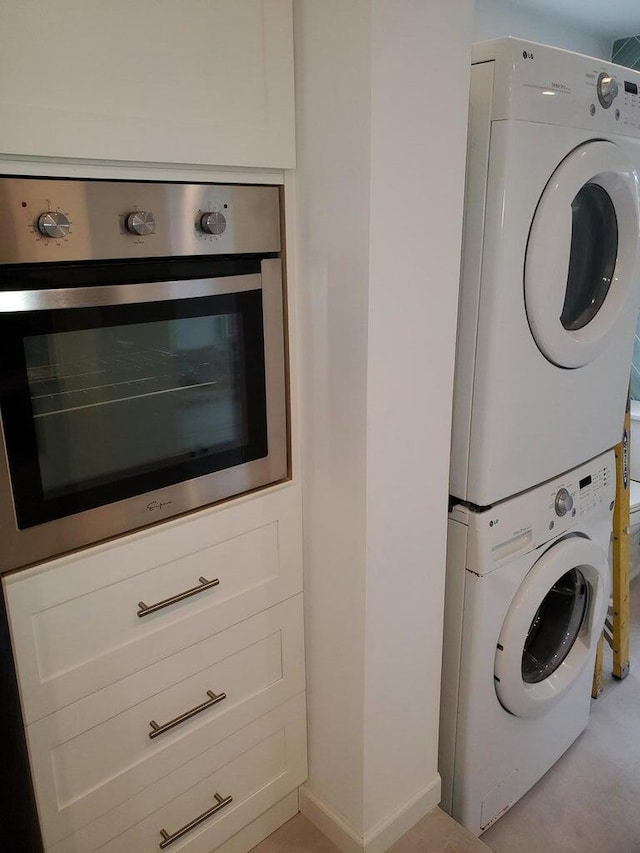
[440,38,640,835]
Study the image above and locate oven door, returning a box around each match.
[0,258,286,570]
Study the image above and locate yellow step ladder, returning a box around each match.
[592,399,631,698]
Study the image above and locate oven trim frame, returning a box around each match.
[0,257,287,572]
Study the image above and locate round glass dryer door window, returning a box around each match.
[561,184,618,332]
[525,140,640,368]
[494,536,608,718]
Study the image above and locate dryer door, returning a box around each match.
[494,535,608,718]
[525,140,640,368]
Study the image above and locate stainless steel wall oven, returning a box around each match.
[0,177,288,571]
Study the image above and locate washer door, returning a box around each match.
[525,140,640,368]
[494,536,609,718]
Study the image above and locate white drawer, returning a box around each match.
[48,693,307,853]
[4,486,302,723]
[28,596,305,848]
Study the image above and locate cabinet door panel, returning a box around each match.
[0,1,295,168]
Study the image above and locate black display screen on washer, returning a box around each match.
[625,81,638,94]
[579,475,592,489]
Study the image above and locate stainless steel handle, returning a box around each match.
[148,689,227,740]
[137,576,219,617]
[159,792,233,848]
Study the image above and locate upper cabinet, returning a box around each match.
[0,0,295,169]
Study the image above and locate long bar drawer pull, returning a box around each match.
[148,689,227,739]
[159,792,233,848]
[137,576,220,617]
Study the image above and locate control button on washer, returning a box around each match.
[554,487,574,517]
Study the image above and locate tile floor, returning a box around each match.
[250,808,491,853]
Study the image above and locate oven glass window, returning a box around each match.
[25,313,248,497]
[1,291,268,528]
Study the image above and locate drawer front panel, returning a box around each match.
[28,597,304,847]
[33,525,278,682]
[4,487,302,722]
[48,693,307,853]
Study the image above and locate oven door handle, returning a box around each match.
[0,272,264,312]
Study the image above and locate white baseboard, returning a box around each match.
[299,787,363,853]
[363,776,441,853]
[300,774,441,853]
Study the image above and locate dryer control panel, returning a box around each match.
[474,37,640,137]
[451,449,616,576]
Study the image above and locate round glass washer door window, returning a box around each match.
[494,536,608,718]
[525,140,639,369]
[522,568,589,684]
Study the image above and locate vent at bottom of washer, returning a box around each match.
[480,769,519,830]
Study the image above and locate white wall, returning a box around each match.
[474,0,612,59]
[293,1,474,850]
[294,0,371,834]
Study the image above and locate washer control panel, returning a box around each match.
[541,463,612,528]
[452,450,616,574]
[542,458,613,528]
[573,465,612,512]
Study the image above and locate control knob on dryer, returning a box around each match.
[597,72,619,108]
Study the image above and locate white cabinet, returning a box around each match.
[0,1,295,169]
[26,599,305,847]
[3,485,306,853]
[6,487,302,724]
[50,695,307,853]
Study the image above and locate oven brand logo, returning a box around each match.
[147,499,173,512]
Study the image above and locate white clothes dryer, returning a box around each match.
[450,38,640,506]
[439,450,615,835]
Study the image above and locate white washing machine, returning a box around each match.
[439,450,615,835]
[450,38,640,506]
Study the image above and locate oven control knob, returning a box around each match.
[597,72,619,108]
[200,211,227,236]
[126,211,156,236]
[37,211,70,239]
[555,487,574,517]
